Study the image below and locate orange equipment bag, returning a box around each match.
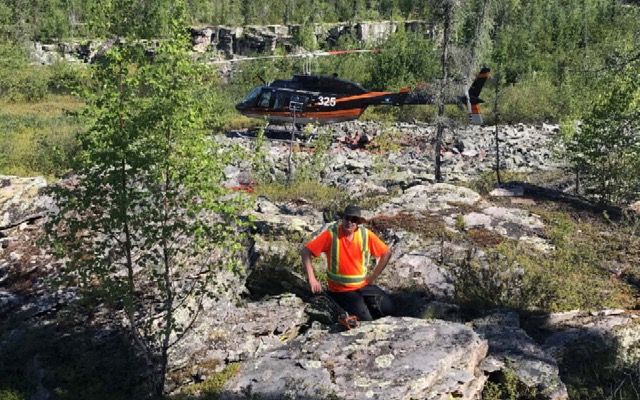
[337,313,359,330]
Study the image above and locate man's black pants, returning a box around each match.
[328,285,395,321]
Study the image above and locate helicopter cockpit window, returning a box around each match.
[243,86,263,104]
[258,91,273,108]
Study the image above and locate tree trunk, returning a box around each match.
[435,1,452,183]
[493,71,502,185]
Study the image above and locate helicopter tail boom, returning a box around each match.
[401,67,491,124]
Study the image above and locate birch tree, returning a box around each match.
[46,1,250,397]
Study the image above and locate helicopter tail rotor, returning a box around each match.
[465,67,491,125]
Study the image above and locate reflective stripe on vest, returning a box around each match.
[327,224,371,286]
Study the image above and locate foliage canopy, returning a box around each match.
[45,1,250,397]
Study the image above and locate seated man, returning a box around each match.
[300,205,394,321]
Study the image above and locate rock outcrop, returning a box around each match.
[0,175,56,230]
[30,21,435,65]
[226,122,569,199]
[2,122,638,399]
[222,317,488,400]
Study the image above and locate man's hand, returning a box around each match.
[301,247,323,294]
[366,248,392,286]
[308,276,323,294]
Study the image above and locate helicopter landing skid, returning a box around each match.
[228,127,317,145]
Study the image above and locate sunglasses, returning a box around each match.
[343,215,360,223]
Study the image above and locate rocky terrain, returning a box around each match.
[2,122,640,399]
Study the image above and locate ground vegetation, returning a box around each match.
[1,0,640,398]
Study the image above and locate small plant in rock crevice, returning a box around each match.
[466,170,528,196]
[169,363,241,400]
[482,366,539,400]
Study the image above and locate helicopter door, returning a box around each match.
[273,92,288,110]
[257,91,274,108]
[289,95,308,113]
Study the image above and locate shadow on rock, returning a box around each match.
[0,309,147,400]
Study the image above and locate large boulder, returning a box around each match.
[167,294,309,390]
[221,317,489,400]
[538,309,640,367]
[473,310,568,400]
[0,176,56,230]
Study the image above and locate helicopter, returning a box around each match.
[214,50,490,127]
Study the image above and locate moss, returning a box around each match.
[369,211,452,239]
[482,367,539,400]
[170,363,240,400]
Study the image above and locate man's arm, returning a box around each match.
[300,247,323,294]
[366,247,392,285]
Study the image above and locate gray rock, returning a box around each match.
[473,310,568,400]
[222,317,488,400]
[382,252,455,300]
[0,290,21,315]
[168,294,308,378]
[539,309,640,367]
[0,176,57,230]
[376,184,483,215]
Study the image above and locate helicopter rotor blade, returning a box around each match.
[210,49,381,64]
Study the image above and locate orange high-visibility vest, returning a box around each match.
[326,224,371,287]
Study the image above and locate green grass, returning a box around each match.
[0,96,84,179]
[253,180,348,211]
[452,200,639,313]
[465,170,530,196]
[0,96,84,117]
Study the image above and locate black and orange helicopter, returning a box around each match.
[214,49,490,128]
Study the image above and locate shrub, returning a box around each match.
[0,66,50,102]
[562,60,640,206]
[0,41,49,102]
[47,60,89,95]
[453,213,635,313]
[466,170,528,196]
[498,75,562,125]
[560,338,640,400]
